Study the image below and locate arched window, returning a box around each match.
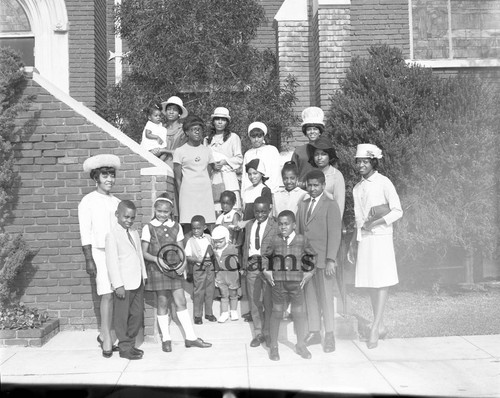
[0,0,35,66]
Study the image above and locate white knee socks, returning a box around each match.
[177,309,197,340]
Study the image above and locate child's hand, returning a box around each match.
[176,262,187,275]
[300,271,314,289]
[263,270,275,286]
[115,286,126,299]
[156,137,164,145]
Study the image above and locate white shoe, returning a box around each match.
[230,310,239,321]
[218,312,229,323]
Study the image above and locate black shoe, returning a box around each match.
[102,349,112,358]
[131,347,144,356]
[304,331,321,346]
[97,335,119,352]
[250,334,265,347]
[205,315,217,322]
[186,273,193,283]
[296,344,312,359]
[194,317,203,325]
[269,346,280,361]
[119,350,142,360]
[162,340,172,352]
[185,338,212,348]
[323,332,336,353]
[242,312,252,322]
[264,335,271,348]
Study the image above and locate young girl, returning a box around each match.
[215,190,241,245]
[205,107,243,212]
[212,226,240,323]
[140,105,169,161]
[241,158,272,221]
[173,115,216,231]
[161,96,189,161]
[352,144,402,349]
[141,194,212,351]
[241,122,282,194]
[272,161,306,218]
[291,107,325,189]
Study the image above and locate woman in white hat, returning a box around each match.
[161,95,189,163]
[204,107,243,213]
[352,144,403,349]
[241,122,283,194]
[292,107,325,190]
[78,154,121,357]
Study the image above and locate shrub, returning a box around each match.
[0,303,49,330]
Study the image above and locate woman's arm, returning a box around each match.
[173,163,182,191]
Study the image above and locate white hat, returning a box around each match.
[212,225,230,241]
[211,107,231,121]
[247,121,268,136]
[161,96,188,119]
[301,107,325,127]
[245,158,267,177]
[355,144,383,159]
[83,154,121,172]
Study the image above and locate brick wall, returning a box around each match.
[7,75,174,332]
[106,0,116,86]
[94,0,108,112]
[253,0,286,50]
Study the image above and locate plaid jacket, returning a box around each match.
[263,233,316,282]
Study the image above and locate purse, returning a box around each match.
[368,204,391,222]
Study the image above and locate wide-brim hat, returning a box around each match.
[245,158,267,177]
[83,154,120,172]
[301,106,325,127]
[211,107,231,121]
[355,143,383,159]
[161,96,188,119]
[247,121,268,136]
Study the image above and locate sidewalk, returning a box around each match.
[1,318,499,397]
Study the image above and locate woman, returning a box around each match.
[352,144,402,349]
[291,106,325,189]
[307,135,346,218]
[205,107,243,213]
[78,154,121,358]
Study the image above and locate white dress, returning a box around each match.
[353,171,402,288]
[140,121,167,151]
[241,145,283,194]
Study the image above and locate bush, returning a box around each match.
[0,303,49,330]
[327,45,500,285]
[102,0,298,151]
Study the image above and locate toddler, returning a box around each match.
[140,104,169,161]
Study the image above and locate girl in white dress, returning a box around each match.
[352,144,402,349]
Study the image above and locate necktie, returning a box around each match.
[255,221,261,250]
[283,236,288,245]
[127,229,136,250]
[306,198,316,221]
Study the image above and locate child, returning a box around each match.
[272,160,306,218]
[140,104,169,161]
[215,190,241,245]
[296,169,342,353]
[173,115,216,230]
[184,215,217,324]
[141,195,212,352]
[241,122,283,193]
[241,158,272,221]
[262,210,317,361]
[211,225,240,322]
[105,200,147,360]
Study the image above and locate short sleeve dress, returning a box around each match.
[173,143,216,224]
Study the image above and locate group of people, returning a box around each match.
[78,98,403,362]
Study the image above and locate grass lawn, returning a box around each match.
[346,285,500,338]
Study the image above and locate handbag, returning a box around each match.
[367,204,391,222]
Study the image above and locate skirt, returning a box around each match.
[145,262,183,291]
[92,248,113,295]
[355,234,399,288]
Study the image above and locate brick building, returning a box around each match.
[1,0,499,333]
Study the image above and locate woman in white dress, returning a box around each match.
[352,144,402,349]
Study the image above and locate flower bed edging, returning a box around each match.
[0,319,59,347]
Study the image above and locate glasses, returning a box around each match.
[188,126,203,133]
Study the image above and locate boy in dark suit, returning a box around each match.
[263,210,317,361]
[242,196,277,348]
[296,169,342,353]
[105,200,147,360]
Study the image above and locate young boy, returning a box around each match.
[105,200,147,360]
[184,215,217,324]
[272,161,306,218]
[296,169,342,353]
[263,210,316,361]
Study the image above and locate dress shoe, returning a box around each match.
[131,347,144,356]
[162,340,172,352]
[304,331,321,346]
[194,317,203,325]
[205,314,217,322]
[242,312,252,322]
[269,346,280,361]
[367,339,378,349]
[295,344,312,359]
[97,335,119,352]
[323,333,336,353]
[250,334,265,347]
[102,349,113,358]
[218,312,229,323]
[119,350,142,360]
[185,338,212,348]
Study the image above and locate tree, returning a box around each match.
[103,0,298,150]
